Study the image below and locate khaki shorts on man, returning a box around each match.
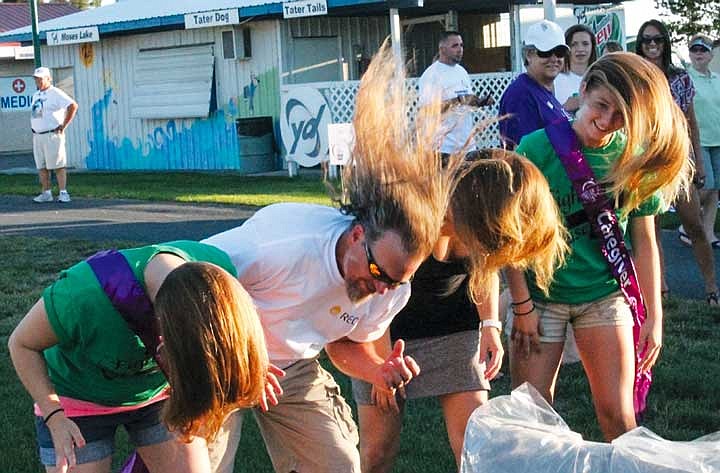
[208,357,360,473]
[33,132,67,170]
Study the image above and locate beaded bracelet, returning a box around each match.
[43,407,64,424]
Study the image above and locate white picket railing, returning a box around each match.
[324,72,519,148]
[281,71,520,174]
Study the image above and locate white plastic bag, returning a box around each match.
[461,383,720,473]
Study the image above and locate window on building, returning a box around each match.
[130,43,215,119]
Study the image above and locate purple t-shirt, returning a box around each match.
[498,73,569,149]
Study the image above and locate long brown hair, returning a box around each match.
[335,40,463,259]
[582,52,692,213]
[451,150,568,298]
[155,262,268,441]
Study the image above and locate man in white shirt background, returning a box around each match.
[417,31,492,157]
[30,66,78,203]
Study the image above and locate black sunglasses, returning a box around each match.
[641,35,666,45]
[535,47,567,59]
[363,240,406,288]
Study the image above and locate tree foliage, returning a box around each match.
[656,0,720,41]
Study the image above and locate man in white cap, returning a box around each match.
[498,19,570,149]
[30,66,78,203]
[417,30,493,157]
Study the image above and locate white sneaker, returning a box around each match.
[33,192,53,203]
[57,191,71,203]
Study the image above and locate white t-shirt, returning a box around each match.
[202,203,411,365]
[30,86,74,133]
[418,61,476,154]
[553,72,583,109]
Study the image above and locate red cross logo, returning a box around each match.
[12,78,26,94]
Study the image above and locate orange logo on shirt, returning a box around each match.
[329,305,342,316]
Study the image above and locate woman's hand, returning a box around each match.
[563,95,581,113]
[370,384,403,414]
[510,305,542,359]
[46,412,85,473]
[637,316,662,373]
[479,326,504,380]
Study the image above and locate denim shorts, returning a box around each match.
[701,146,720,190]
[35,401,173,466]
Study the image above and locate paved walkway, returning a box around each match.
[0,195,255,243]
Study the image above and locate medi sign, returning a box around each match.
[0,77,33,112]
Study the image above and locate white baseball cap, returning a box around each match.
[524,20,569,53]
[33,66,52,78]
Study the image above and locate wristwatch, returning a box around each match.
[479,319,502,332]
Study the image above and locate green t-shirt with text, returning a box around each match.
[516,129,661,304]
[42,240,236,406]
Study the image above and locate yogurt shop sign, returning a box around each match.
[280,86,331,167]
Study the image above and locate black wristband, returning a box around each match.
[43,407,64,424]
[511,296,532,306]
[512,304,536,316]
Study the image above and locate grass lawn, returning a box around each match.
[0,172,333,207]
[1,236,719,472]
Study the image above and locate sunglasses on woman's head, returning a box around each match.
[641,35,665,45]
[535,47,567,58]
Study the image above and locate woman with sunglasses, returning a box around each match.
[8,244,273,473]
[554,24,598,117]
[508,52,692,441]
[499,19,570,149]
[686,34,720,254]
[350,150,568,473]
[635,19,719,305]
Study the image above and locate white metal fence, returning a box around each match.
[280,71,520,174]
[325,71,518,148]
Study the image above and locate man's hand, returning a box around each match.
[457,94,494,108]
[258,363,286,412]
[375,339,420,392]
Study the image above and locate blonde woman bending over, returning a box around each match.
[349,150,567,473]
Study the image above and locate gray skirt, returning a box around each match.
[351,329,491,405]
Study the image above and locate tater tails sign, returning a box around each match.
[282,0,328,19]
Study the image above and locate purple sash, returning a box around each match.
[545,120,652,419]
[86,249,156,473]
